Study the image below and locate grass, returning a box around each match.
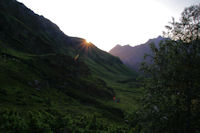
[0,0,143,131]
[0,44,143,132]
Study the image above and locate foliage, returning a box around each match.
[164,4,200,42]
[130,4,200,133]
[0,108,131,133]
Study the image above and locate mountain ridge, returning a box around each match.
[0,0,140,132]
[109,36,166,71]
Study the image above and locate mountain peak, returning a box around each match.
[116,44,122,47]
[124,44,131,47]
[109,36,167,71]
[146,36,165,45]
[157,35,163,39]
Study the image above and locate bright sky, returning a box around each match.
[17,0,200,51]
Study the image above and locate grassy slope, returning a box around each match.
[0,44,128,132]
[82,47,143,112]
[0,0,142,132]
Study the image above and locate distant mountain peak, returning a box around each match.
[157,35,163,39]
[109,36,166,71]
[116,44,122,47]
[124,44,131,47]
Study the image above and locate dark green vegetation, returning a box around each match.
[0,0,141,132]
[109,36,166,71]
[1,0,199,132]
[128,5,200,133]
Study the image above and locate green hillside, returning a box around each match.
[0,0,141,132]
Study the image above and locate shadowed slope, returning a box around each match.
[0,0,138,132]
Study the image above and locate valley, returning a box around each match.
[0,0,199,132]
[0,0,141,132]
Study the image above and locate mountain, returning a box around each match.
[109,36,166,71]
[0,0,139,132]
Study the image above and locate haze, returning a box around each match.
[17,0,199,51]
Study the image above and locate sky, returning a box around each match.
[17,0,200,51]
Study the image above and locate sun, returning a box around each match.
[79,39,93,54]
[85,39,91,44]
[83,39,92,46]
[79,39,92,51]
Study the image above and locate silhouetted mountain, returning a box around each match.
[0,0,138,132]
[109,36,166,71]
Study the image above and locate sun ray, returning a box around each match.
[77,39,93,55]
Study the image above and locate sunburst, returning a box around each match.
[78,39,93,54]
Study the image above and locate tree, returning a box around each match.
[164,4,200,42]
[137,4,200,133]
